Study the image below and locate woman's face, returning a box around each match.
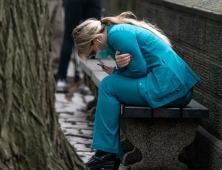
[86,26,108,58]
[86,38,106,58]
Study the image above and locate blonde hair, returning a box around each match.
[73,11,171,61]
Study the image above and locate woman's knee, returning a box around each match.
[99,75,118,88]
[98,75,117,94]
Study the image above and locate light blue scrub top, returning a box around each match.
[107,24,200,109]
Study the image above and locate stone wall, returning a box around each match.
[103,0,222,169]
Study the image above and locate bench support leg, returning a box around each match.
[123,146,142,166]
[120,116,199,170]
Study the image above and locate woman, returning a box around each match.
[73,11,200,170]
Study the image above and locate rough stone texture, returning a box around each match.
[187,126,222,170]
[120,116,199,170]
[122,147,142,166]
[159,0,222,15]
[103,0,222,169]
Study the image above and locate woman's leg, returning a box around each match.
[91,74,148,158]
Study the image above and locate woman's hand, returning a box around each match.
[115,51,132,68]
[101,65,116,75]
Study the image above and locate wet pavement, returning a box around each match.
[56,92,95,162]
[55,62,128,170]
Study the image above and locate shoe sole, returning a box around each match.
[89,161,116,170]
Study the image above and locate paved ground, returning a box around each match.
[55,62,128,170]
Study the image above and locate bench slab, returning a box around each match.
[122,99,209,118]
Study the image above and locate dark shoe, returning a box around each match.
[85,153,116,170]
[114,158,120,170]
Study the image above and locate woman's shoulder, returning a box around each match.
[107,24,137,34]
[107,24,138,45]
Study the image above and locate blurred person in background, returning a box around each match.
[56,0,102,92]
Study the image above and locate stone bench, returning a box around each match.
[80,58,209,170]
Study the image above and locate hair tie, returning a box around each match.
[101,20,108,26]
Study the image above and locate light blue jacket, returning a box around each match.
[107,24,200,108]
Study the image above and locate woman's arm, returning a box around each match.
[109,30,147,78]
[115,51,132,68]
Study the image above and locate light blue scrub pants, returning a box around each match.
[91,74,193,158]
